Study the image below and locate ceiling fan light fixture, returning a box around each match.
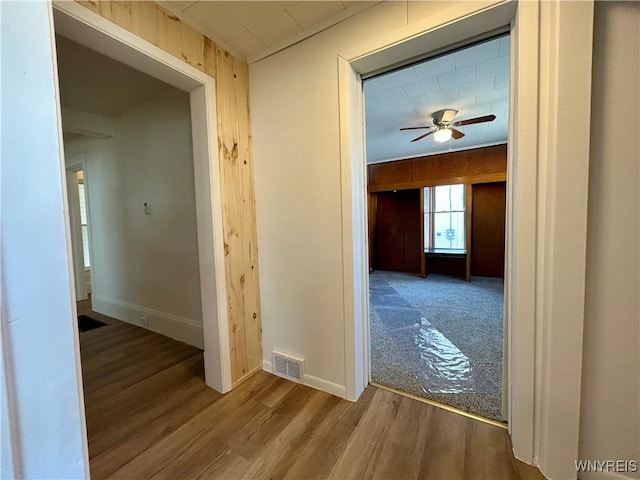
[434,126,452,142]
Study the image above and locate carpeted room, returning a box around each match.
[367,172,508,422]
[364,37,510,423]
[369,271,504,421]
[366,172,508,423]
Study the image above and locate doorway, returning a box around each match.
[363,37,510,422]
[57,30,205,343]
[66,163,92,302]
[336,0,595,472]
[356,33,510,422]
[52,2,231,393]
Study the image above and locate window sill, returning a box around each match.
[424,248,467,256]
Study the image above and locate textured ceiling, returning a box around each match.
[160,1,379,62]
[365,35,510,163]
[56,35,169,118]
[56,9,509,162]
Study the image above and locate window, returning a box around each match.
[424,184,466,251]
[78,181,90,268]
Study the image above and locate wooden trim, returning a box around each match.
[368,145,507,188]
[368,173,507,193]
[465,184,473,282]
[368,193,378,271]
[419,188,426,278]
[428,187,434,251]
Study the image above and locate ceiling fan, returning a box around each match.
[400,109,496,143]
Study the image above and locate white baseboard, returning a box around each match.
[92,294,203,349]
[304,373,346,398]
[262,360,347,399]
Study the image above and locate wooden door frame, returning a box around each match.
[52,2,232,395]
[419,188,426,278]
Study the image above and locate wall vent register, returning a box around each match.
[272,351,304,383]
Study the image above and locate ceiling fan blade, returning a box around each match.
[400,126,434,131]
[411,130,435,142]
[450,128,465,139]
[452,114,496,127]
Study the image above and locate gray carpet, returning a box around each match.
[369,270,504,421]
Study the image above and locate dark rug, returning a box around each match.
[78,315,107,332]
[370,271,504,421]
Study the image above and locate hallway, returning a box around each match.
[79,306,542,479]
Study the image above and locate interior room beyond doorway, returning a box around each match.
[364,35,510,422]
[57,33,205,348]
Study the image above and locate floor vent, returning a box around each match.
[272,351,304,383]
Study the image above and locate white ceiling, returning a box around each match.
[56,13,509,162]
[365,35,510,163]
[160,1,379,62]
[56,34,170,118]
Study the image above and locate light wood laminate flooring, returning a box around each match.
[78,301,544,480]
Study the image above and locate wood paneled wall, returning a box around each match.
[368,144,507,192]
[471,182,507,278]
[374,190,422,274]
[74,1,261,385]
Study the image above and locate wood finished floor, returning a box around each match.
[78,302,545,480]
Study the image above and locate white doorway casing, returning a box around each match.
[66,160,88,302]
[52,1,231,393]
[337,1,594,479]
[65,154,95,304]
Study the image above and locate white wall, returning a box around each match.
[64,88,203,347]
[579,2,640,479]
[250,1,501,393]
[0,1,88,477]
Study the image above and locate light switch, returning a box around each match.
[144,202,151,214]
